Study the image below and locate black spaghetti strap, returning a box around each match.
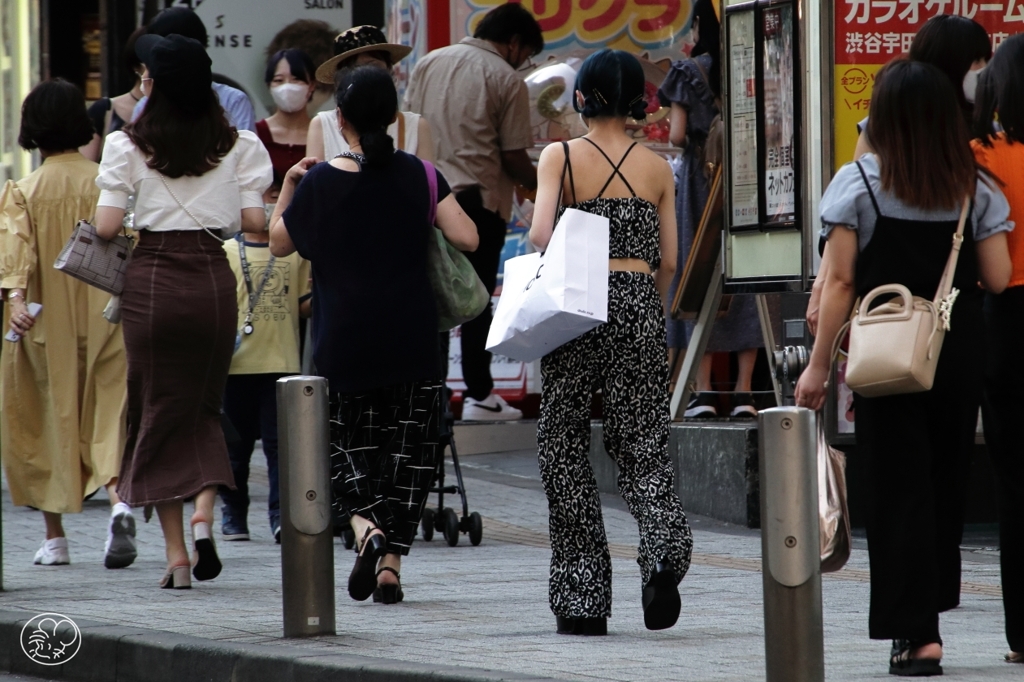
[561,141,577,204]
[581,138,639,198]
[855,160,882,218]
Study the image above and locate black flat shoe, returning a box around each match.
[191,521,222,581]
[642,562,681,631]
[372,566,404,604]
[889,639,943,677]
[348,526,386,602]
[556,616,607,636]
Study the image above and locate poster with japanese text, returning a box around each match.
[835,0,1021,169]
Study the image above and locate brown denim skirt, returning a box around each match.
[116,230,237,506]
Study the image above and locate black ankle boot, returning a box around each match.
[642,561,681,631]
[556,615,607,636]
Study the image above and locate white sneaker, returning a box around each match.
[104,503,137,569]
[461,393,523,421]
[34,537,70,566]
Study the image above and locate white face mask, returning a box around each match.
[964,66,985,104]
[271,82,309,113]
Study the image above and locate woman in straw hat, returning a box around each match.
[306,26,434,162]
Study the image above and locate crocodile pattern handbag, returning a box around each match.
[53,220,133,295]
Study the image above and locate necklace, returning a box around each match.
[128,89,141,102]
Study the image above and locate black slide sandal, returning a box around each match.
[889,640,943,677]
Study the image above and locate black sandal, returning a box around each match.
[641,562,681,631]
[889,639,943,677]
[556,616,607,636]
[372,566,404,604]
[348,526,386,602]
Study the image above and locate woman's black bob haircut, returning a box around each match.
[473,3,544,55]
[18,79,95,151]
[910,15,992,118]
[973,33,1024,145]
[264,48,316,85]
[573,49,648,121]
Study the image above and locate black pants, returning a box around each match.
[855,299,982,644]
[981,288,1024,653]
[220,373,284,524]
[455,187,507,401]
[329,381,442,555]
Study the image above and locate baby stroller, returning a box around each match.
[338,389,482,548]
[419,390,483,546]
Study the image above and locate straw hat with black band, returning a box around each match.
[315,26,412,84]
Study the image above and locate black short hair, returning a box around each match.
[147,7,207,45]
[473,3,544,55]
[265,49,316,84]
[18,79,95,151]
[910,15,991,119]
[573,49,648,121]
[974,34,1024,145]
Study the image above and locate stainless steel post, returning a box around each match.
[758,407,824,682]
[277,376,335,637]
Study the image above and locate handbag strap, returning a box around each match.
[421,159,438,225]
[933,196,970,304]
[157,175,225,243]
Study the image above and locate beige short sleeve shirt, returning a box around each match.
[405,37,533,221]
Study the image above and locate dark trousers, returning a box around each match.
[329,381,442,555]
[981,288,1024,653]
[455,187,507,401]
[220,373,284,523]
[856,299,983,645]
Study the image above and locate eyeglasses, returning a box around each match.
[516,58,536,74]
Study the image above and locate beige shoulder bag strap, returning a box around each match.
[396,113,406,152]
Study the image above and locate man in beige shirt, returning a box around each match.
[405,3,542,421]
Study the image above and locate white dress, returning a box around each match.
[317,110,422,159]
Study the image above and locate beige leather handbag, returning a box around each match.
[834,197,969,398]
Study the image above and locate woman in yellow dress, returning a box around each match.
[0,79,136,569]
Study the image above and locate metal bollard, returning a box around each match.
[277,376,335,637]
[758,407,824,682]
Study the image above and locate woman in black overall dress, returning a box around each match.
[796,60,1012,677]
[529,49,693,636]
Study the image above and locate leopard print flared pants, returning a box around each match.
[538,271,693,619]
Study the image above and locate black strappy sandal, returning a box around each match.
[372,566,403,604]
[641,562,681,631]
[889,639,943,677]
[348,526,386,602]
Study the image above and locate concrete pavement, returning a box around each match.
[0,445,1016,682]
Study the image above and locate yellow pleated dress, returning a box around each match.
[0,152,127,514]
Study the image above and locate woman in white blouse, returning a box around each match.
[94,34,272,590]
[306,26,434,162]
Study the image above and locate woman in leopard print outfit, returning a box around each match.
[529,49,693,635]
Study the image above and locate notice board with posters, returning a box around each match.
[834,1,1020,170]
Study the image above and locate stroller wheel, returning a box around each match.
[443,508,460,547]
[421,508,435,541]
[469,512,483,546]
[342,528,355,550]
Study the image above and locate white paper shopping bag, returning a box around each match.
[486,208,609,362]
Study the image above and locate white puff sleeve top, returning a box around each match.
[96,129,272,237]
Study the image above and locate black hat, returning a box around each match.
[136,34,212,111]
[314,26,411,84]
[147,7,207,44]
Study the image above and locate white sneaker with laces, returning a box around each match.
[461,393,523,421]
[34,537,70,566]
[104,502,137,569]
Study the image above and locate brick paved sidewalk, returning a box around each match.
[0,448,1016,681]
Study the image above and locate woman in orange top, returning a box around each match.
[971,33,1024,665]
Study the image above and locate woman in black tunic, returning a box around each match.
[270,66,478,603]
[795,60,1012,676]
